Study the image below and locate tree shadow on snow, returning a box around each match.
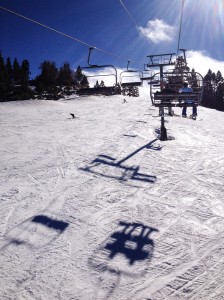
[89,221,159,299]
[80,139,161,185]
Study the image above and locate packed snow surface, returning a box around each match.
[0,94,224,300]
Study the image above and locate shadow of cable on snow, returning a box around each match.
[80,139,161,185]
[89,221,159,299]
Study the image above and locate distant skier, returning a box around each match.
[179,82,197,118]
[123,99,127,103]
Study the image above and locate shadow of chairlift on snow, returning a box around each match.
[0,215,69,251]
[88,221,159,299]
[80,139,161,184]
[105,221,158,266]
[31,215,69,232]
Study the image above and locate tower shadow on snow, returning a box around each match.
[155,128,175,140]
[80,139,161,184]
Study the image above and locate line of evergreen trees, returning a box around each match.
[201,69,224,111]
[1,51,224,110]
[0,52,89,101]
[0,52,33,101]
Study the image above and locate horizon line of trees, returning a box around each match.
[0,52,89,101]
[0,52,224,110]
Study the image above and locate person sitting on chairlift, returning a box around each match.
[159,84,176,116]
[179,82,197,117]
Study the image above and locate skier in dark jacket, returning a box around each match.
[179,82,196,117]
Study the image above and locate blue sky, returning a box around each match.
[1,0,224,79]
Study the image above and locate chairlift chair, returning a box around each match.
[120,61,143,87]
[147,51,204,108]
[146,50,204,141]
[150,71,204,108]
[141,67,155,84]
[77,47,119,96]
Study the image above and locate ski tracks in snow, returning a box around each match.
[1,98,224,299]
[132,107,224,299]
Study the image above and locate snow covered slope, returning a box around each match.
[0,94,224,300]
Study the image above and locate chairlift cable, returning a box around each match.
[119,0,138,27]
[118,0,153,67]
[177,0,185,56]
[0,5,142,65]
[0,6,93,48]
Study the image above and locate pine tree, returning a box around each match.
[100,80,105,87]
[190,68,199,88]
[133,86,139,97]
[36,61,58,89]
[215,82,224,111]
[201,69,215,108]
[94,80,100,88]
[20,59,30,85]
[214,71,224,110]
[74,66,83,88]
[201,69,224,111]
[74,66,89,89]
[13,58,21,85]
[35,60,59,99]
[0,52,7,100]
[0,52,5,76]
[114,83,122,95]
[80,75,89,88]
[121,85,139,97]
[174,55,190,73]
[6,57,13,86]
[74,66,83,82]
[58,62,73,86]
[215,71,223,85]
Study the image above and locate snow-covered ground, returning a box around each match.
[0,93,224,300]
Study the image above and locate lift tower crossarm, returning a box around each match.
[146,53,176,68]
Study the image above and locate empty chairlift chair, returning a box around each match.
[120,61,143,86]
[77,47,120,96]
